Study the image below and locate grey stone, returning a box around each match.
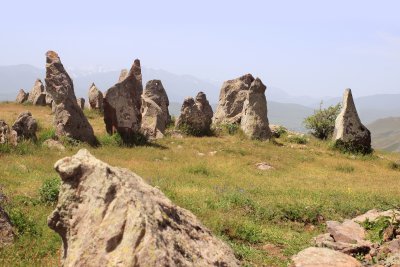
[27,79,46,106]
[45,50,97,145]
[0,205,14,248]
[48,149,240,267]
[88,83,103,111]
[15,89,29,104]
[292,247,361,267]
[76,98,85,110]
[333,89,371,153]
[12,111,38,142]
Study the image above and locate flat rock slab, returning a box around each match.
[292,247,361,267]
[327,220,366,243]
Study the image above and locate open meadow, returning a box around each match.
[0,102,400,266]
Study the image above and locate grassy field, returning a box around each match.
[0,102,400,266]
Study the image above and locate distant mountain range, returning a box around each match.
[0,64,399,134]
[367,117,400,153]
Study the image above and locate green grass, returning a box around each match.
[1,102,400,266]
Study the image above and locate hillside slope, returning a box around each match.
[0,103,399,266]
[368,117,400,152]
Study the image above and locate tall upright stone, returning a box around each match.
[213,74,255,125]
[240,78,271,140]
[118,69,128,83]
[15,89,29,104]
[76,98,85,110]
[140,80,170,139]
[12,111,38,142]
[45,51,97,145]
[48,149,239,267]
[103,60,143,143]
[175,92,213,136]
[88,83,103,111]
[27,79,46,106]
[333,88,371,153]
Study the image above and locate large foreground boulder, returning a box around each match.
[240,78,271,140]
[48,149,239,267]
[175,92,213,136]
[12,111,38,142]
[103,60,143,143]
[292,247,361,267]
[140,80,170,139]
[333,89,371,153]
[88,83,103,111]
[45,51,97,145]
[213,74,254,125]
[15,89,29,104]
[27,79,46,106]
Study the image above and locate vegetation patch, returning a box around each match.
[335,164,355,173]
[39,177,61,204]
[304,103,341,139]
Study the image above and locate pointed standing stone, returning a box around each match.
[140,80,170,139]
[15,89,29,104]
[27,79,46,106]
[45,51,97,145]
[76,98,85,110]
[88,83,103,111]
[118,69,128,82]
[103,60,143,143]
[240,78,271,140]
[333,89,371,153]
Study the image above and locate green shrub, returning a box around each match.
[287,135,308,144]
[304,103,341,139]
[332,140,372,155]
[38,128,56,143]
[99,133,123,146]
[8,208,40,236]
[273,126,288,138]
[178,123,213,137]
[187,164,211,176]
[39,177,61,204]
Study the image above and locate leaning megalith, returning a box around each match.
[333,88,371,153]
[27,79,46,106]
[45,50,97,145]
[140,80,170,139]
[103,60,143,143]
[15,89,29,104]
[48,149,240,267]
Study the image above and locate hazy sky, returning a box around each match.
[1,0,399,97]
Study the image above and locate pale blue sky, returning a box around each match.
[1,0,399,97]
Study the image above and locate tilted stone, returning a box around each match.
[15,89,29,104]
[48,149,239,267]
[27,79,46,106]
[88,83,103,111]
[45,50,97,145]
[140,80,170,139]
[103,60,143,143]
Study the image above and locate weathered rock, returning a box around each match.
[255,162,274,170]
[88,83,103,111]
[45,51,97,145]
[48,149,239,267]
[45,92,53,107]
[43,139,65,151]
[27,79,46,106]
[140,80,170,139]
[240,78,271,140]
[0,206,14,248]
[118,69,128,82]
[327,220,366,244]
[352,209,400,223]
[333,89,371,153]
[314,233,371,255]
[15,89,29,104]
[292,247,361,267]
[104,60,143,143]
[175,92,213,136]
[12,111,38,141]
[76,98,85,110]
[213,74,254,125]
[0,120,10,144]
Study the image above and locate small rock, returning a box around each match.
[208,151,217,156]
[256,162,274,170]
[197,152,205,157]
[292,247,361,267]
[43,139,65,151]
[327,220,366,243]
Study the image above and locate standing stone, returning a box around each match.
[15,89,29,104]
[27,79,46,106]
[103,60,143,143]
[175,92,213,136]
[118,69,128,82]
[240,78,271,140]
[88,83,103,111]
[333,89,371,153]
[45,92,53,107]
[0,205,14,248]
[76,98,85,110]
[45,51,97,145]
[48,149,239,267]
[12,111,38,142]
[213,74,255,125]
[140,80,170,139]
[0,120,17,146]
